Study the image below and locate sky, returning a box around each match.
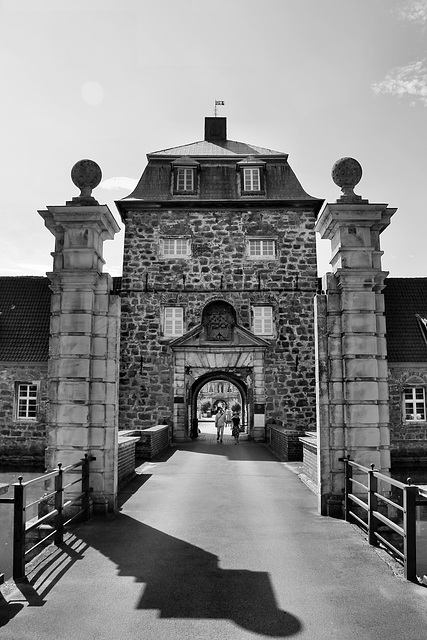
[1,0,427,278]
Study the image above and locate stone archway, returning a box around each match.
[169,313,270,442]
[190,371,248,438]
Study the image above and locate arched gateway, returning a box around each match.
[169,299,269,441]
[190,371,248,438]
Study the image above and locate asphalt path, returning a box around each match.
[1,430,427,639]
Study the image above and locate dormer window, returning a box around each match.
[177,168,194,192]
[237,156,266,195]
[243,168,260,191]
[171,156,199,195]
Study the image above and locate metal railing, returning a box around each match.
[0,454,95,580]
[341,456,424,583]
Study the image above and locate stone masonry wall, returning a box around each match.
[388,364,427,462]
[119,206,318,432]
[0,363,48,466]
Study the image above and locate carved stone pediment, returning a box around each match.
[169,323,269,349]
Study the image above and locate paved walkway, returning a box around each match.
[1,426,427,639]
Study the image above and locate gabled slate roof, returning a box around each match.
[384,278,427,362]
[0,276,51,362]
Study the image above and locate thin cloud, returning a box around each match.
[372,60,427,107]
[396,1,427,25]
[100,177,138,191]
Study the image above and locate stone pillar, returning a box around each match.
[315,158,396,516]
[39,160,121,513]
[252,351,266,441]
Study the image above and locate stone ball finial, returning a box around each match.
[69,159,102,205]
[331,157,363,202]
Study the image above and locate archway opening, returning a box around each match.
[190,372,248,438]
[197,380,243,434]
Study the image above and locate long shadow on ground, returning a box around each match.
[76,513,302,637]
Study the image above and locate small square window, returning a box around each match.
[162,238,190,257]
[252,307,273,335]
[404,387,426,421]
[164,307,184,337]
[248,239,276,259]
[16,383,39,420]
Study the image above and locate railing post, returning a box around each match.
[81,454,90,521]
[13,477,26,580]
[403,481,418,583]
[343,456,352,522]
[368,464,378,547]
[54,464,64,545]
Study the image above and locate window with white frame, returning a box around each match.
[252,306,273,335]
[162,238,190,258]
[404,387,426,421]
[243,167,261,192]
[16,382,38,420]
[175,167,195,192]
[163,307,184,336]
[248,238,276,258]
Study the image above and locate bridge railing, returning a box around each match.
[341,457,427,583]
[0,454,95,580]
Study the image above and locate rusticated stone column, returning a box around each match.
[315,158,396,516]
[39,160,121,513]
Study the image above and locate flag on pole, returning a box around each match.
[215,101,225,105]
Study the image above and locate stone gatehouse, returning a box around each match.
[115,116,323,440]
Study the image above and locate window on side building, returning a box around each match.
[403,387,426,421]
[163,307,184,337]
[247,238,276,259]
[252,306,274,336]
[15,382,39,420]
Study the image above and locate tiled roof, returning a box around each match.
[0,277,51,362]
[149,139,285,157]
[384,278,427,362]
[0,276,123,362]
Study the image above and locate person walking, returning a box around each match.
[224,407,233,430]
[215,408,225,443]
[231,412,241,444]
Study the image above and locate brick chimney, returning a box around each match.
[204,117,227,143]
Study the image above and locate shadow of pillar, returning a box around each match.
[77,514,302,637]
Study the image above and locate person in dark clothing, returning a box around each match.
[231,412,241,444]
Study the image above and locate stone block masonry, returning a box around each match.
[0,364,48,466]
[388,365,427,464]
[119,205,319,435]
